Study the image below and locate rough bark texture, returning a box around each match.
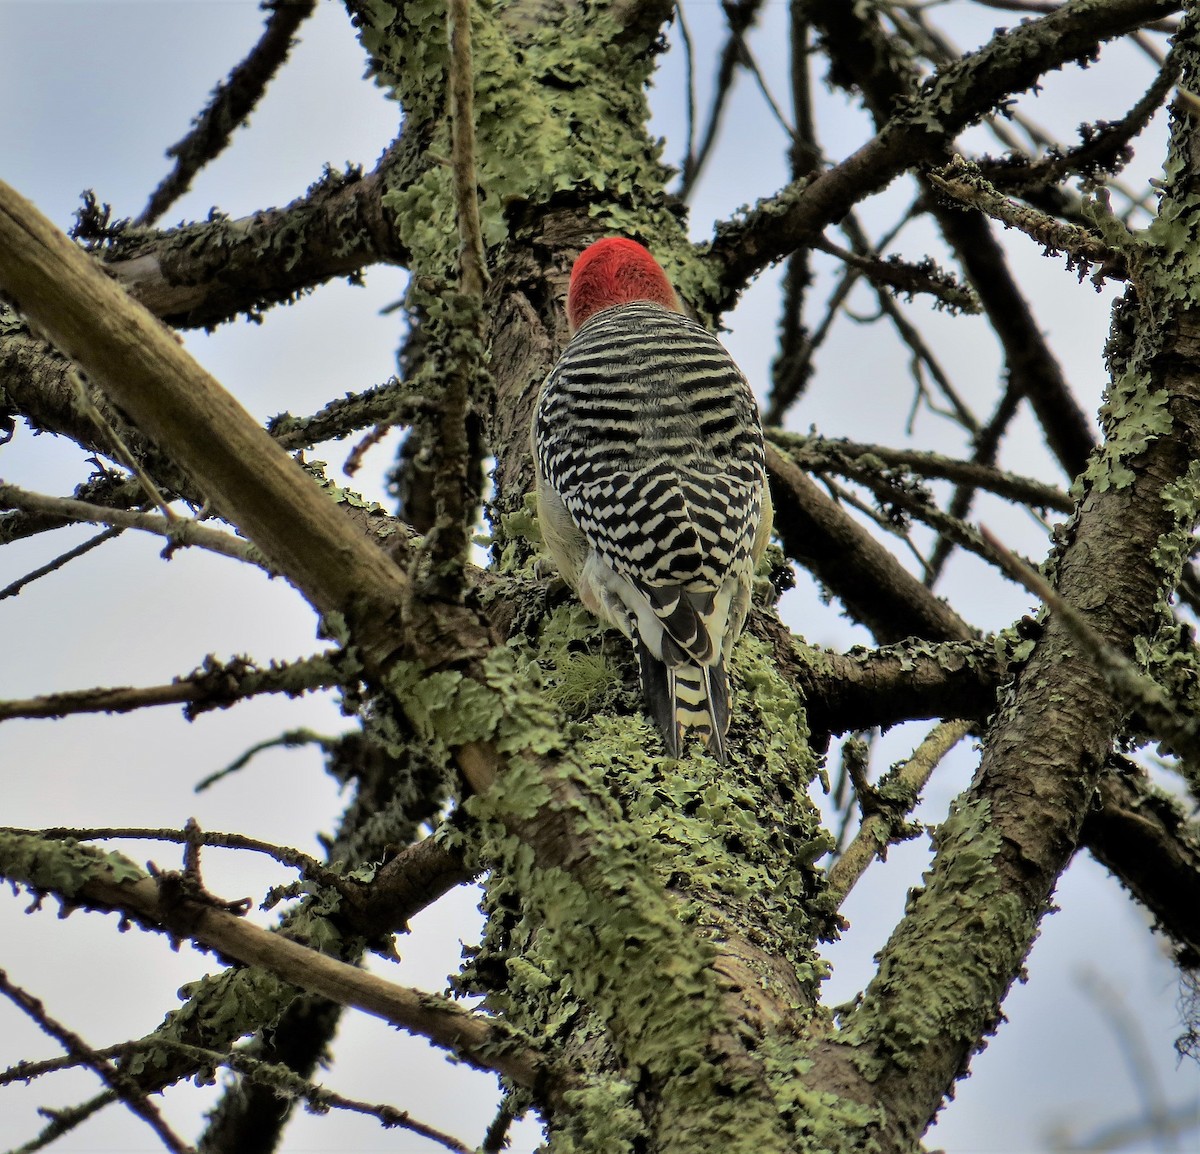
[2,1,1199,1152]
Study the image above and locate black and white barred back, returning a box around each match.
[533,300,769,760]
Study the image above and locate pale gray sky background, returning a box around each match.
[0,2,1196,1151]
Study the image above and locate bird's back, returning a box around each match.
[533,299,769,759]
[535,301,765,597]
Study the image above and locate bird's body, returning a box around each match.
[532,238,772,761]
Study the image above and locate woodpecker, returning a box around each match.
[532,237,772,761]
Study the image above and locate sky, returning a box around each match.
[0,2,1197,1152]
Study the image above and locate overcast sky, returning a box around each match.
[0,2,1196,1152]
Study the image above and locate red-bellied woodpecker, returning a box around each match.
[532,237,773,761]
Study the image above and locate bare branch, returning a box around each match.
[0,970,194,1154]
[142,1037,474,1153]
[0,526,123,600]
[777,432,1073,513]
[677,0,769,198]
[707,0,1179,301]
[0,482,267,569]
[980,46,1180,193]
[765,443,976,643]
[0,832,550,1091]
[926,382,1023,585]
[0,653,339,723]
[825,720,974,906]
[138,0,319,226]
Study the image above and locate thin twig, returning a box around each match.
[826,719,973,905]
[775,432,1072,513]
[876,289,979,436]
[163,1039,474,1153]
[924,384,1023,586]
[765,1,820,428]
[0,482,266,568]
[1076,969,1181,1152]
[7,1092,113,1153]
[678,0,767,198]
[195,727,340,791]
[0,525,123,600]
[981,49,1178,194]
[2,1036,473,1154]
[0,970,194,1154]
[344,422,391,476]
[0,653,338,723]
[138,0,318,225]
[428,0,490,591]
[979,526,1200,764]
[764,202,918,425]
[675,1,697,185]
[724,8,796,142]
[69,369,176,517]
[765,442,976,643]
[3,824,339,890]
[836,209,979,435]
[816,451,1053,584]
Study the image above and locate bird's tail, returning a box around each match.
[637,641,731,762]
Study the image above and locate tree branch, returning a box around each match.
[337,832,478,936]
[104,148,411,329]
[929,158,1125,279]
[427,0,491,589]
[0,653,339,723]
[777,432,1072,513]
[825,720,974,906]
[0,482,266,568]
[765,444,975,643]
[755,623,1003,742]
[0,970,194,1154]
[1084,759,1200,963]
[0,832,550,1092]
[804,46,1200,1141]
[137,0,319,226]
[706,0,1178,302]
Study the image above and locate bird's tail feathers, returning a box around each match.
[636,639,731,762]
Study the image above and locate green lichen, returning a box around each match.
[1152,459,1200,585]
[386,661,506,752]
[1085,371,1173,493]
[836,795,1031,1082]
[545,650,623,718]
[1126,457,1200,759]
[129,965,305,1081]
[760,1035,885,1154]
[358,0,682,289]
[442,556,836,1149]
[0,831,144,901]
[550,1080,643,1153]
